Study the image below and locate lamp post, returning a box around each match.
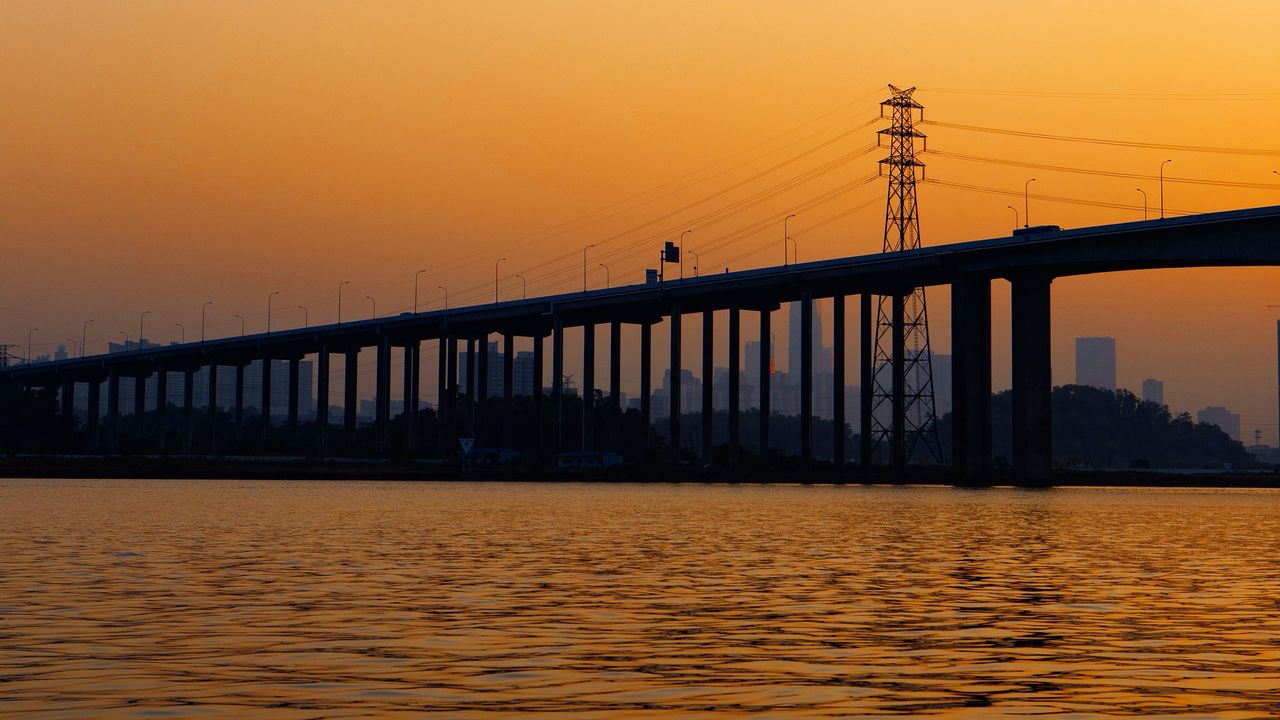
[119,331,129,353]
[139,310,150,345]
[582,244,595,293]
[414,269,428,313]
[515,274,527,299]
[784,214,797,265]
[679,230,691,279]
[82,320,94,358]
[235,314,245,337]
[174,323,184,344]
[438,286,448,310]
[1160,159,1173,219]
[267,291,279,333]
[1136,188,1148,221]
[599,263,610,288]
[298,305,308,328]
[495,257,506,303]
[201,301,213,342]
[338,281,350,323]
[66,338,77,358]
[366,296,376,319]
[26,328,37,364]
[1024,178,1036,228]
[1006,205,1019,231]
[689,250,700,277]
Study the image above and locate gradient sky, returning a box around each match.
[3,1,1279,438]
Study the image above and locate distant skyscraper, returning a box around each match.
[513,351,536,396]
[1075,336,1116,390]
[788,301,831,378]
[1142,378,1164,406]
[1197,406,1241,442]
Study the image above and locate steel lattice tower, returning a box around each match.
[869,85,944,464]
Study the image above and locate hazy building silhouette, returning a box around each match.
[1142,378,1164,406]
[1075,336,1117,390]
[1197,405,1241,441]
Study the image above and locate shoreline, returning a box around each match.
[3,455,1280,488]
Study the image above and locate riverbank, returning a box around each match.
[3,454,1280,487]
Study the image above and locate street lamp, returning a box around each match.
[688,250,700,277]
[139,310,151,345]
[201,300,214,342]
[1136,188,1148,221]
[515,274,527,299]
[26,328,37,365]
[81,320,94,358]
[414,269,428,313]
[65,338,77,358]
[338,281,350,323]
[438,286,448,310]
[679,230,691,279]
[1024,178,1036,228]
[235,314,246,336]
[297,305,308,328]
[783,214,797,265]
[267,290,279,333]
[1006,205,1019,231]
[120,331,130,347]
[366,295,376,319]
[599,263,610,288]
[1160,159,1173,219]
[582,244,595,293]
[175,323,185,344]
[495,257,506,303]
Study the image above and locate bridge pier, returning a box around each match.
[60,376,74,447]
[728,307,740,466]
[832,293,845,469]
[477,336,488,445]
[758,307,771,459]
[182,369,194,452]
[445,335,458,457]
[375,337,390,455]
[502,333,514,449]
[583,322,595,451]
[343,348,358,448]
[1012,273,1053,485]
[532,331,544,459]
[701,310,713,463]
[860,293,873,469]
[952,276,992,484]
[552,318,564,454]
[404,341,419,455]
[261,356,273,444]
[208,361,219,453]
[106,369,120,454]
[465,338,477,438]
[437,336,448,457]
[609,321,621,453]
[155,368,167,450]
[87,378,101,451]
[669,305,682,463]
[800,291,813,470]
[316,346,330,457]
[133,373,147,444]
[234,363,245,449]
[288,356,300,434]
[639,321,652,460]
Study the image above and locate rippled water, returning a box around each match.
[3,480,1280,718]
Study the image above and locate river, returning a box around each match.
[3,479,1279,717]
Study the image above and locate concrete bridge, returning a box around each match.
[6,204,1280,482]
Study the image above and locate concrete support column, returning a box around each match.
[832,294,846,468]
[446,335,458,456]
[502,333,514,449]
[133,374,147,441]
[404,341,419,454]
[532,333,544,458]
[477,336,488,443]
[182,369,194,452]
[582,322,595,451]
[701,309,713,462]
[669,305,682,463]
[375,337,390,454]
[106,369,120,453]
[891,293,906,472]
[155,368,168,450]
[759,308,771,458]
[316,347,330,457]
[800,291,813,469]
[640,322,652,459]
[261,357,274,443]
[60,376,74,447]
[437,336,448,456]
[466,338,477,437]
[728,307,741,466]
[344,349,358,445]
[87,378,101,451]
[208,361,219,453]
[552,318,564,454]
[288,357,300,431]
[951,276,992,484]
[234,364,245,447]
[860,294,873,468]
[1012,273,1053,485]
[609,321,621,452]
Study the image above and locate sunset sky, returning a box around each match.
[3,1,1279,438]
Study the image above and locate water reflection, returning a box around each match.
[2,480,1279,717]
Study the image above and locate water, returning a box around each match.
[3,480,1280,718]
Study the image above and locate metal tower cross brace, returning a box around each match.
[870,85,944,464]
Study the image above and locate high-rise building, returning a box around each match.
[1197,406,1241,442]
[651,369,701,420]
[1075,336,1117,390]
[1142,378,1164,406]
[931,353,952,418]
[788,301,831,378]
[513,351,536,396]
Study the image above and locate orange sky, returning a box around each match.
[3,1,1279,439]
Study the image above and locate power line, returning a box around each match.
[927,149,1280,190]
[922,119,1280,157]
[920,87,1280,100]
[923,177,1198,216]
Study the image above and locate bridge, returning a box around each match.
[5,204,1280,482]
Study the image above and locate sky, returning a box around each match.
[3,1,1279,439]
